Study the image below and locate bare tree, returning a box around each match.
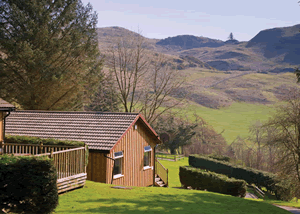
[105,32,185,123]
[249,120,265,170]
[263,89,300,183]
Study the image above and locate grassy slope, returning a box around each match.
[54,158,297,213]
[160,157,300,209]
[177,102,275,143]
[55,182,289,214]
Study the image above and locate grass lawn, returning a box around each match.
[55,181,290,214]
[160,157,300,209]
[54,158,291,213]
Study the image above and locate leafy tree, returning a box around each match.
[154,114,198,154]
[0,0,102,110]
[85,73,121,112]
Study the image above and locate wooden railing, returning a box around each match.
[247,184,265,198]
[156,153,185,161]
[2,143,78,155]
[155,158,168,186]
[37,147,86,180]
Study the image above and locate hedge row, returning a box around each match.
[189,155,293,201]
[189,155,276,190]
[0,155,58,214]
[179,166,247,197]
[207,154,231,162]
[5,135,85,146]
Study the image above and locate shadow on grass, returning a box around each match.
[56,190,289,214]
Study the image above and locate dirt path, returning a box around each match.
[274,205,300,214]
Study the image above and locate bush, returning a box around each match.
[207,154,231,162]
[189,155,278,194]
[274,180,296,201]
[0,155,58,214]
[179,166,247,197]
[5,134,84,146]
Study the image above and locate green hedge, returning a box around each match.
[179,166,247,197]
[189,155,294,201]
[5,135,85,146]
[0,155,58,213]
[207,154,231,162]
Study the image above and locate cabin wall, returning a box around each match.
[87,151,107,183]
[0,112,3,144]
[106,120,156,187]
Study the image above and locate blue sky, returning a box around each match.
[81,0,300,41]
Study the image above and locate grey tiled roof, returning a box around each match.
[0,98,15,109]
[5,111,140,151]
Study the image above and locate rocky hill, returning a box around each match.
[96,25,300,109]
[246,24,300,65]
[156,35,224,50]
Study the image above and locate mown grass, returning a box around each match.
[55,181,289,214]
[160,156,300,209]
[54,157,295,213]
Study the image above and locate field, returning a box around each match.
[54,157,292,213]
[175,102,275,143]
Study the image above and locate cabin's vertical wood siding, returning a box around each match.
[87,152,107,183]
[0,112,3,143]
[106,119,156,187]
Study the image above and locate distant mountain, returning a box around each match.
[96,25,300,109]
[156,35,224,50]
[246,24,300,64]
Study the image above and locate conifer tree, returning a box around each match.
[0,0,102,110]
[228,32,234,40]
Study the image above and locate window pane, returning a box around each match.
[144,146,151,152]
[114,158,122,175]
[115,151,123,158]
[144,152,150,166]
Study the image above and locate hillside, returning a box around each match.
[97,25,300,111]
[246,24,300,64]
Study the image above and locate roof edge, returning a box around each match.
[110,114,161,152]
[13,110,139,115]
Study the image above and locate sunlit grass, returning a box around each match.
[176,102,275,143]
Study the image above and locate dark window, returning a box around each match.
[113,151,123,175]
[144,146,152,167]
[113,158,122,175]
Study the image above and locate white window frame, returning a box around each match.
[143,146,153,170]
[113,151,124,179]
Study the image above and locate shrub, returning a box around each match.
[0,155,58,214]
[179,166,247,197]
[189,155,278,195]
[5,134,84,146]
[274,180,296,201]
[207,154,231,162]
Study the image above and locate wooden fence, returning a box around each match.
[156,152,185,161]
[1,143,78,155]
[155,158,168,187]
[2,143,87,193]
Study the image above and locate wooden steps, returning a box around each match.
[155,175,167,187]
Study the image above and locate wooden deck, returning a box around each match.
[2,143,87,193]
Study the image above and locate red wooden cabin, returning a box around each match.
[6,111,167,187]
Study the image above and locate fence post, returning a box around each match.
[50,148,53,159]
[39,143,43,154]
